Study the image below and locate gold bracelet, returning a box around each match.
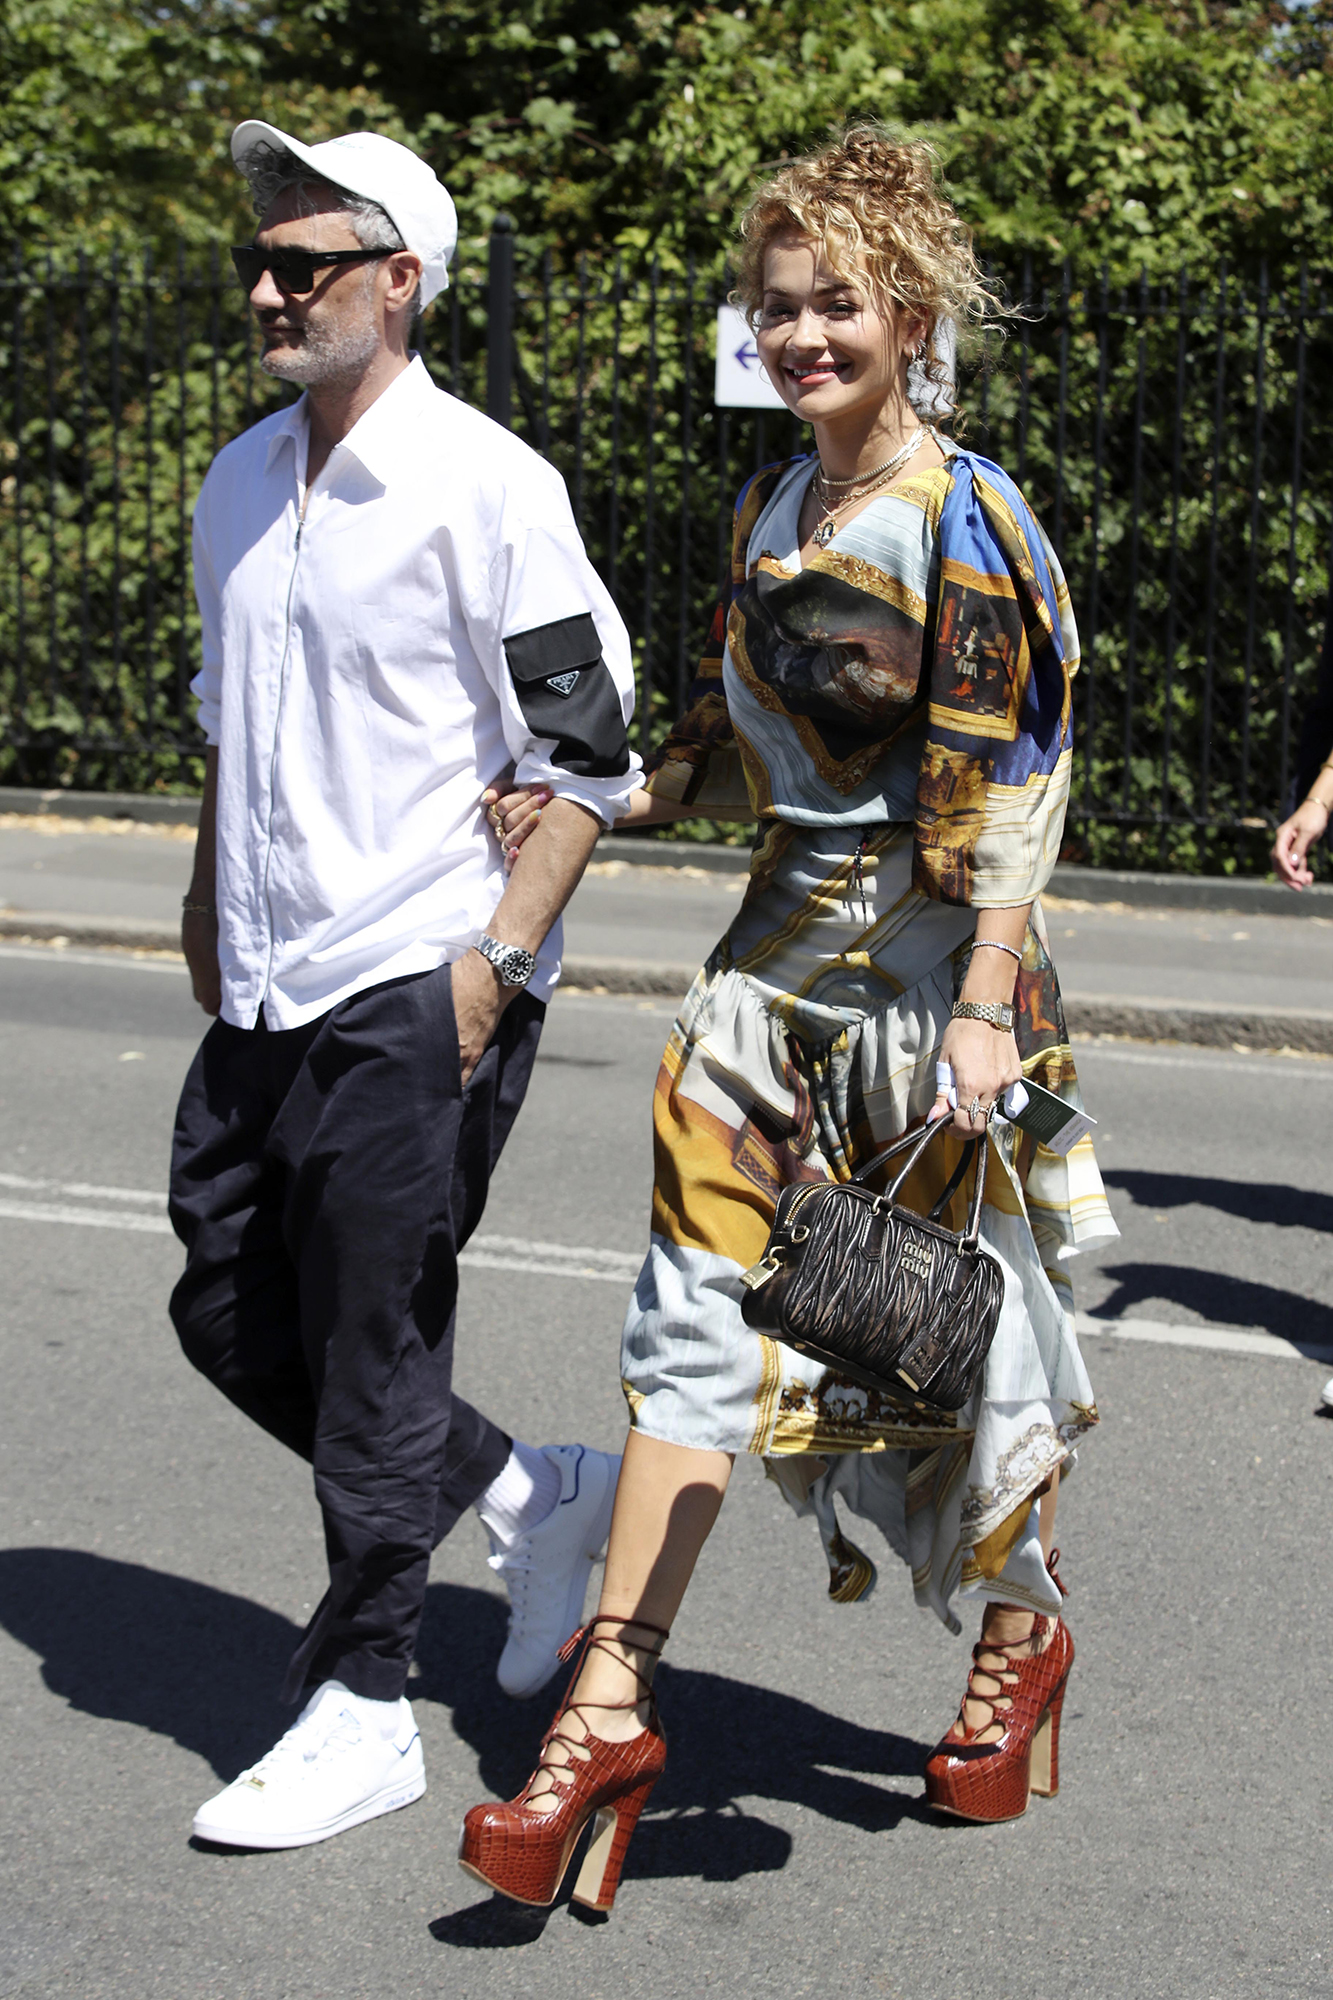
[1302,795,1332,817]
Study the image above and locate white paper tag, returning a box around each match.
[933,1064,1095,1155]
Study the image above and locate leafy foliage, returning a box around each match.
[4,0,1333,867]
[6,2,1333,285]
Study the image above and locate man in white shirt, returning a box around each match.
[169,123,642,1851]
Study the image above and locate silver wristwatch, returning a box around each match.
[952,999,1015,1032]
[472,932,536,989]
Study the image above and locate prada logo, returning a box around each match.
[546,670,580,698]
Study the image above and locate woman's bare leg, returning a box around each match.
[526,1430,732,1807]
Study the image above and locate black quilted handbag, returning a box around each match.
[738,1113,1004,1415]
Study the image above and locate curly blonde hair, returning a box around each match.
[733,126,1005,415]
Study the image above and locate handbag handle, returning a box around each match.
[850,1110,990,1248]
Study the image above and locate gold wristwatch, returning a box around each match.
[952,999,1015,1032]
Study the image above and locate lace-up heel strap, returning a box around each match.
[556,1616,670,1668]
[971,1613,1049,1670]
[1047,1548,1069,1597]
[539,1619,671,1758]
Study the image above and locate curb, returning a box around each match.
[2,792,1326,918]
[598,836,1333,920]
[0,910,181,951]
[1046,862,1332,921]
[4,917,1328,1053]
[560,955,1333,1053]
[0,786,200,827]
[1061,995,1333,1055]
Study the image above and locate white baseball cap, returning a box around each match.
[230,122,457,307]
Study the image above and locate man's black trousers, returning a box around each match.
[168,962,543,1704]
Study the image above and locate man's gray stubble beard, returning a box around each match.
[258,278,382,389]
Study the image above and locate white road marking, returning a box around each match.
[0,1198,173,1234]
[458,1233,642,1283]
[0,942,187,975]
[2,1180,1325,1361]
[1075,1043,1333,1079]
[460,1249,635,1283]
[0,1171,163,1204]
[1076,1314,1329,1362]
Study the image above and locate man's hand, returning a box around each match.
[182,907,222,1016]
[451,949,506,1086]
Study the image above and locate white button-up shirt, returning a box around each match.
[191,356,641,1030]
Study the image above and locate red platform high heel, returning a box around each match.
[458,1616,668,1913]
[924,1549,1074,1823]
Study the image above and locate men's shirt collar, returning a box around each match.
[263,394,309,475]
[261,355,434,488]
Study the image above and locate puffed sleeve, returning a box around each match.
[915,457,1077,908]
[640,595,752,816]
[480,459,643,826]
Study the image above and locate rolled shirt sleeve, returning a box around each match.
[480,463,643,826]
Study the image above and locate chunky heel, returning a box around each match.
[924,1549,1075,1825]
[458,1617,668,1914]
[571,1770,658,1911]
[1029,1676,1067,1798]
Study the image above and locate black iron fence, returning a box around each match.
[2,229,1331,872]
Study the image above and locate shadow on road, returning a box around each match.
[1103,1169,1333,1234]
[0,1552,933,1939]
[1090,1260,1333,1349]
[0,1547,295,1779]
[417,1580,933,1946]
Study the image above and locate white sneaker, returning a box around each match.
[192,1680,426,1850]
[490,1443,620,1700]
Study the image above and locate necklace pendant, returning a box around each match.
[812,516,836,549]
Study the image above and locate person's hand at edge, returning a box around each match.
[1272,797,1328,890]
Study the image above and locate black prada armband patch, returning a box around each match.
[503,612,631,777]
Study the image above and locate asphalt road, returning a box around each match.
[1,942,1331,2000]
[3,820,1332,1015]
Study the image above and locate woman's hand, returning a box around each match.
[481,774,703,869]
[932,1017,1022,1136]
[482,779,552,870]
[1272,798,1328,890]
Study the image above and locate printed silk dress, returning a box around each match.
[619,447,1118,1629]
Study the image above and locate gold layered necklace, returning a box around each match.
[811,426,927,549]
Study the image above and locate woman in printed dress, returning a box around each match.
[460,126,1117,1914]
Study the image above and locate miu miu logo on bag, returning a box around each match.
[898,1239,934,1278]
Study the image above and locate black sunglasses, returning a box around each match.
[230,245,391,297]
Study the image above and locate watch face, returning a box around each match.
[500,947,536,987]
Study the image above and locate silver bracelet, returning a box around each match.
[970,938,1021,963]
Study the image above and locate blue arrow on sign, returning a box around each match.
[734,339,760,371]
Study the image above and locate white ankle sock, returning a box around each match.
[316,1682,404,1738]
[475,1439,561,1547]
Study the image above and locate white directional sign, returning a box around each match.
[713,303,786,409]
